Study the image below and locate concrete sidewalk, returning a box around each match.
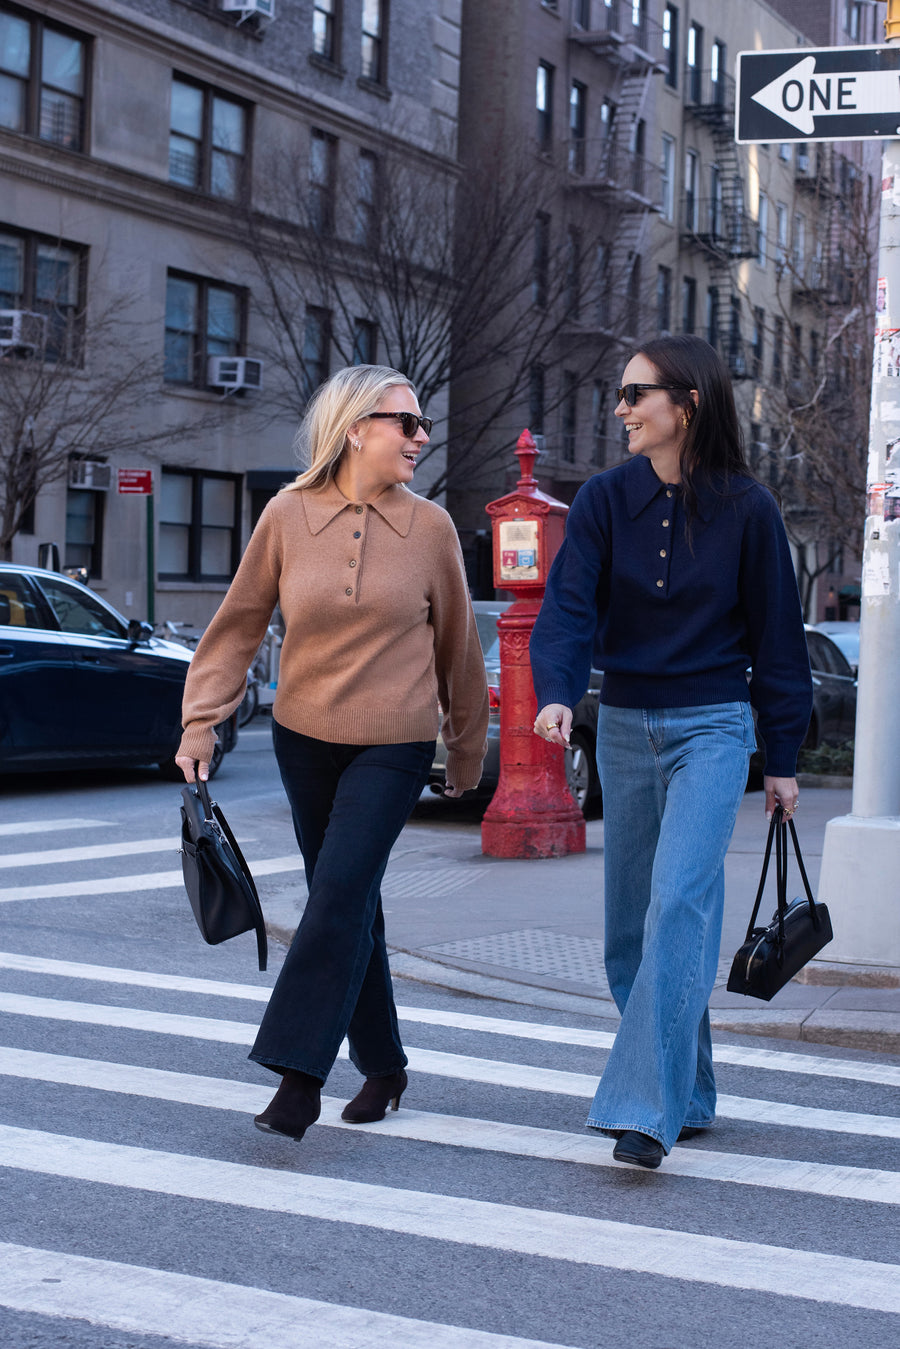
[263,782,900,1056]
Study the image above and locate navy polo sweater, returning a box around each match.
[530,454,813,778]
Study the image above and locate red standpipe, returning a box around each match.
[481,430,585,859]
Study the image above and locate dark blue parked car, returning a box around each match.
[0,563,235,776]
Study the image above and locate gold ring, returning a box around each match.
[545,722,558,731]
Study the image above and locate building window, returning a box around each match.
[361,0,387,84]
[776,201,788,267]
[0,227,84,363]
[574,0,591,29]
[779,141,792,163]
[164,272,244,387]
[594,242,609,328]
[627,253,642,309]
[565,226,581,319]
[629,0,646,45]
[844,1,863,40]
[536,62,554,151]
[792,323,803,381]
[684,148,698,230]
[313,0,340,63]
[354,149,378,246]
[793,212,806,281]
[159,469,241,583]
[657,265,672,331]
[529,364,545,436]
[728,296,743,374]
[352,317,377,365]
[660,134,675,222]
[533,213,550,308]
[561,371,577,463]
[681,275,696,333]
[709,163,722,238]
[752,306,764,379]
[706,285,718,348]
[309,128,337,234]
[169,78,247,201]
[772,315,784,386]
[687,22,703,103]
[710,40,725,107]
[65,486,104,578]
[591,382,606,466]
[0,9,87,151]
[663,5,679,88]
[569,80,586,174]
[302,306,331,400]
[757,192,768,268]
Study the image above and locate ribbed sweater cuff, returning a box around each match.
[177,724,219,767]
[445,751,484,793]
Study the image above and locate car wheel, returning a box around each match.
[565,731,595,816]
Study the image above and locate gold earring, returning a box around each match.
[681,412,691,429]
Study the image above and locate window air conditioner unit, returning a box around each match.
[0,310,46,350]
[68,460,112,490]
[220,0,275,17]
[207,355,264,391]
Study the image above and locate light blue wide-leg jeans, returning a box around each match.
[587,702,755,1154]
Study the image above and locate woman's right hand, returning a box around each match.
[533,704,572,747]
[175,755,209,783]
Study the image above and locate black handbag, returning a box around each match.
[726,806,832,1001]
[179,771,267,971]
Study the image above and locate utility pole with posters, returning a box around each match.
[816,0,900,970]
[736,4,900,970]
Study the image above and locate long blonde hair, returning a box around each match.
[282,364,416,493]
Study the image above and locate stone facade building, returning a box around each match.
[1,0,461,622]
[451,0,880,618]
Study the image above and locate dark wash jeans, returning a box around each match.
[249,722,435,1083]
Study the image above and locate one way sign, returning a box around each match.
[736,45,900,143]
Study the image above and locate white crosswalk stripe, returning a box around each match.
[1,833,899,1342]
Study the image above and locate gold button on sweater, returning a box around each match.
[177,480,490,791]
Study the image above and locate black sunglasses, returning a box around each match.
[616,383,691,406]
[367,411,433,438]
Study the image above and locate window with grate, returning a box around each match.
[0,8,88,151]
[164,272,245,387]
[169,77,248,201]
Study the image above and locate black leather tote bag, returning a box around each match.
[180,771,267,971]
[726,806,832,1001]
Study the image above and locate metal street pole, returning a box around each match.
[816,0,900,968]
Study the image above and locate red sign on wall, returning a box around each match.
[117,468,153,495]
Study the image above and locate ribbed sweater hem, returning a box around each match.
[274,695,440,748]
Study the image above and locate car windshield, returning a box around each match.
[35,576,127,639]
[826,631,859,667]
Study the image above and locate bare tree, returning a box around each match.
[749,152,877,616]
[0,295,226,561]
[241,131,641,499]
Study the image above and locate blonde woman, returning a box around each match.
[176,365,488,1142]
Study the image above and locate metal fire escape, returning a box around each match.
[682,67,757,376]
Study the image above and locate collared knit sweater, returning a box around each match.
[530,454,813,778]
[178,480,489,791]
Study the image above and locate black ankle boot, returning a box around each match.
[612,1130,664,1169]
[254,1069,322,1140]
[341,1068,407,1123]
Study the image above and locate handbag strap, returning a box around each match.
[742,804,821,945]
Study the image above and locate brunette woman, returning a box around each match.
[530,335,812,1169]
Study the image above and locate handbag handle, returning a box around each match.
[192,762,215,821]
[742,805,820,946]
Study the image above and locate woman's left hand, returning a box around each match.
[764,775,800,822]
[443,785,464,799]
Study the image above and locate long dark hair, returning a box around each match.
[635,334,754,521]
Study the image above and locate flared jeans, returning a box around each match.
[587,701,755,1153]
[249,723,435,1083]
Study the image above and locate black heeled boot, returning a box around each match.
[340,1068,407,1123]
[254,1068,322,1140]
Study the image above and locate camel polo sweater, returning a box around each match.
[177,480,489,791]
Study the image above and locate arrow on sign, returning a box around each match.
[752,54,900,135]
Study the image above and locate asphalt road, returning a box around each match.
[1,724,899,1348]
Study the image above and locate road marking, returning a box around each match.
[0,838,181,869]
[0,856,301,902]
[1,993,898,1139]
[2,953,900,1089]
[2,1127,899,1313]
[2,1047,899,1207]
[0,1242,574,1349]
[0,819,110,837]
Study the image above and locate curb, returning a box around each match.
[263,927,900,1058]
